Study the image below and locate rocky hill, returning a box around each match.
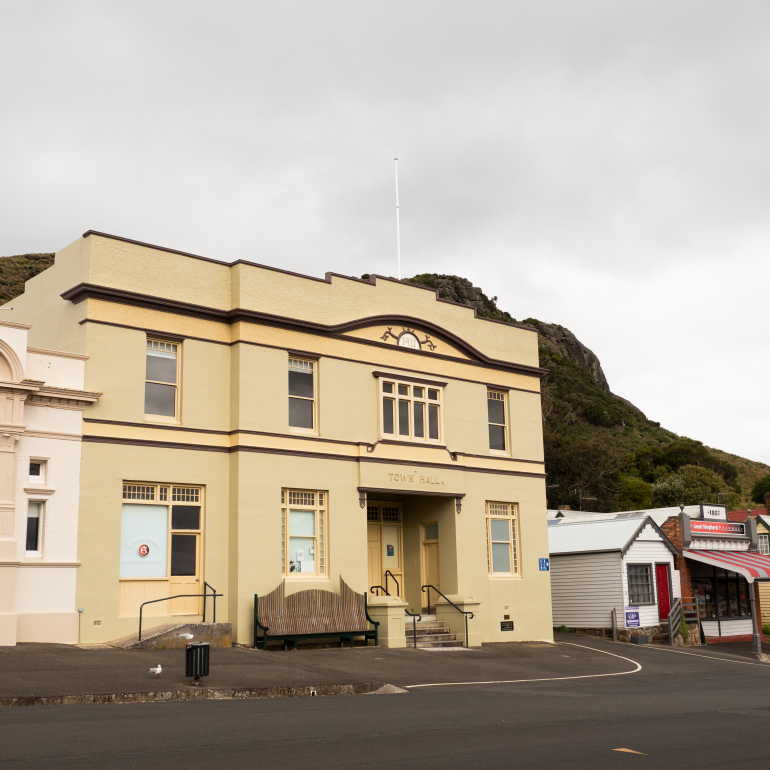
[0,253,54,305]
[3,254,765,510]
[405,273,769,511]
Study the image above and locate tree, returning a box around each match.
[651,465,741,509]
[751,475,770,506]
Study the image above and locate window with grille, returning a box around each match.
[289,358,316,432]
[488,391,507,452]
[760,534,770,556]
[118,483,203,582]
[380,378,442,444]
[486,502,519,575]
[282,489,327,577]
[145,339,179,419]
[627,564,654,604]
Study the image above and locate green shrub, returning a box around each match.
[554,625,570,634]
[679,617,689,643]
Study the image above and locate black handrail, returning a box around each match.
[422,585,474,648]
[138,587,223,641]
[384,570,400,597]
[370,585,389,596]
[202,582,219,623]
[405,608,422,648]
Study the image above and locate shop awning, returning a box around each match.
[684,549,770,583]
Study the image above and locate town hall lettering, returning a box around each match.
[388,472,444,486]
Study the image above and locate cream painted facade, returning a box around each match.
[0,319,98,645]
[7,230,553,645]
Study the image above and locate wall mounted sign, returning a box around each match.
[500,621,514,631]
[387,544,394,557]
[381,326,438,352]
[539,558,550,571]
[701,504,727,521]
[138,544,150,557]
[120,504,168,578]
[691,521,745,536]
[625,608,640,628]
[387,471,445,486]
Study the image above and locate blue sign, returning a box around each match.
[539,558,550,571]
[625,608,640,628]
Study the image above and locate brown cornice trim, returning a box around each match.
[372,371,447,387]
[77,318,542,391]
[63,282,546,378]
[80,231,536,332]
[79,319,231,346]
[81,434,546,478]
[452,451,545,466]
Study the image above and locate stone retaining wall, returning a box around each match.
[558,621,700,646]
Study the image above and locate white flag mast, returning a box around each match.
[394,157,401,280]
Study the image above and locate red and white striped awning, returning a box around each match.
[684,549,770,582]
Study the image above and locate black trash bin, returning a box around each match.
[185,642,210,683]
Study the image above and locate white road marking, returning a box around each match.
[639,646,770,667]
[404,642,642,689]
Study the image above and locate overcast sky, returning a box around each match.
[2,1,769,465]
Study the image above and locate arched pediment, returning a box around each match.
[0,339,24,382]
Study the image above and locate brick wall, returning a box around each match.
[660,516,692,598]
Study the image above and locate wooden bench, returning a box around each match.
[253,577,379,650]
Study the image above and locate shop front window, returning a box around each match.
[692,578,715,618]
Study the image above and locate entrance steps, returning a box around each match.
[404,614,464,648]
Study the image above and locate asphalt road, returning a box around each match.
[2,637,770,769]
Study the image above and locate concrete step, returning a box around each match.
[407,621,444,630]
[406,627,453,637]
[406,633,457,643]
[414,638,464,648]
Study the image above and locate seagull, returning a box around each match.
[177,633,194,640]
[148,664,162,679]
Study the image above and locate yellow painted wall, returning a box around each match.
[12,230,553,645]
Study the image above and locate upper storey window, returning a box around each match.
[380,378,442,444]
[289,358,316,433]
[145,340,179,420]
[487,390,508,453]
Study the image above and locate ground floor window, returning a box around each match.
[627,564,654,604]
[26,502,43,553]
[486,502,519,575]
[692,567,751,619]
[281,489,327,576]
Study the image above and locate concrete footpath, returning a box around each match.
[1,633,765,707]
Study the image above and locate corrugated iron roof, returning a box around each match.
[548,516,649,555]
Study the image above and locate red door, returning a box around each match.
[656,564,671,620]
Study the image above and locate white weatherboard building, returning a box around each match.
[548,516,680,631]
[0,320,99,645]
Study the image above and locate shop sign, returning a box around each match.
[691,521,745,536]
[138,544,150,557]
[625,607,641,627]
[500,621,514,631]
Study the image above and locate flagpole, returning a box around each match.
[394,158,401,280]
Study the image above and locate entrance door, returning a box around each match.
[169,533,201,615]
[421,522,440,607]
[656,564,671,621]
[367,503,403,596]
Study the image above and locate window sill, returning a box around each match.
[489,449,510,458]
[380,438,446,448]
[488,574,522,580]
[288,427,319,437]
[24,552,42,559]
[144,416,181,425]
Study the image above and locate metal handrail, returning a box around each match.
[370,585,389,596]
[384,570,400,597]
[422,585,474,648]
[202,582,219,623]
[138,587,223,641]
[405,608,422,648]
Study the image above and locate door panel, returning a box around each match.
[422,522,440,602]
[382,525,402,596]
[170,534,200,614]
[367,525,382,594]
[656,564,671,620]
